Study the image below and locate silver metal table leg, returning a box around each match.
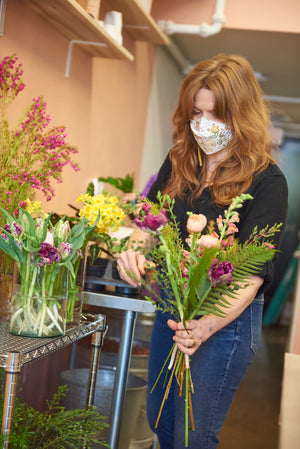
[85,323,107,409]
[1,352,22,449]
[108,309,137,449]
[81,319,107,449]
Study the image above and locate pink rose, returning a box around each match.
[197,234,219,248]
[187,214,207,233]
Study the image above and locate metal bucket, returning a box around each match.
[60,368,147,449]
[99,340,155,449]
[74,305,156,449]
[74,337,155,449]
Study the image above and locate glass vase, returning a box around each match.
[9,265,68,337]
[66,256,84,329]
[0,272,13,322]
[0,253,13,322]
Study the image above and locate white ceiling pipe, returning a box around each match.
[265,95,300,105]
[272,121,300,130]
[164,39,193,74]
[158,0,226,38]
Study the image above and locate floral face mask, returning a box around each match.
[190,116,233,154]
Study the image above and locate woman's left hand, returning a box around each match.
[167,276,264,355]
[167,319,205,355]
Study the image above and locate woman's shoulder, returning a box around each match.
[252,162,287,190]
[263,162,286,178]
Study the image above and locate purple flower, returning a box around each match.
[4,224,11,233]
[208,260,234,287]
[58,242,72,260]
[1,233,8,241]
[11,222,23,239]
[134,203,168,235]
[140,173,158,198]
[38,242,61,265]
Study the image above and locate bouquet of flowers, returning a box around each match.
[134,192,281,446]
[0,206,99,337]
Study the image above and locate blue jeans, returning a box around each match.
[146,297,264,449]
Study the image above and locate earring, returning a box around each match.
[197,145,202,167]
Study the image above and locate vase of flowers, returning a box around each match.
[133,192,282,447]
[11,264,68,337]
[0,54,80,321]
[0,205,99,337]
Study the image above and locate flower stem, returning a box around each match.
[150,343,175,394]
[159,234,184,321]
[185,366,189,447]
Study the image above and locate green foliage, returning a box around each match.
[86,174,135,195]
[0,374,110,449]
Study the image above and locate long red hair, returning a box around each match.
[164,54,277,206]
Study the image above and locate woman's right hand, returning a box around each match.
[117,249,146,287]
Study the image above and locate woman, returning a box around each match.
[117,54,288,449]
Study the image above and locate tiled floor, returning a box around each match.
[218,325,289,449]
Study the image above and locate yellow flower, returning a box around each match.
[77,193,125,235]
[76,193,91,204]
[24,198,48,218]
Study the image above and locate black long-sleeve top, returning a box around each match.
[148,153,288,294]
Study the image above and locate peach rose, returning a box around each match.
[197,234,219,248]
[187,214,207,234]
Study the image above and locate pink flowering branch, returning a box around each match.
[0,55,80,231]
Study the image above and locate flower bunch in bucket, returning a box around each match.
[133,192,281,446]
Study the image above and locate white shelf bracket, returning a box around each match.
[0,0,7,37]
[65,40,107,78]
[123,24,150,30]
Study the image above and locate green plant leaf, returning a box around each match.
[97,173,135,193]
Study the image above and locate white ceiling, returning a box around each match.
[162,27,300,139]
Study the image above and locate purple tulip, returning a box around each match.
[58,242,72,260]
[12,222,23,239]
[38,242,61,265]
[4,224,11,233]
[208,260,234,287]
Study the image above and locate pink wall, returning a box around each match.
[2,0,93,214]
[89,41,155,189]
[1,0,155,215]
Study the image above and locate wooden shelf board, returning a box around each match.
[103,0,169,45]
[22,0,134,60]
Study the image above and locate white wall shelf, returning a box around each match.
[22,0,134,61]
[22,0,169,62]
[103,0,169,45]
